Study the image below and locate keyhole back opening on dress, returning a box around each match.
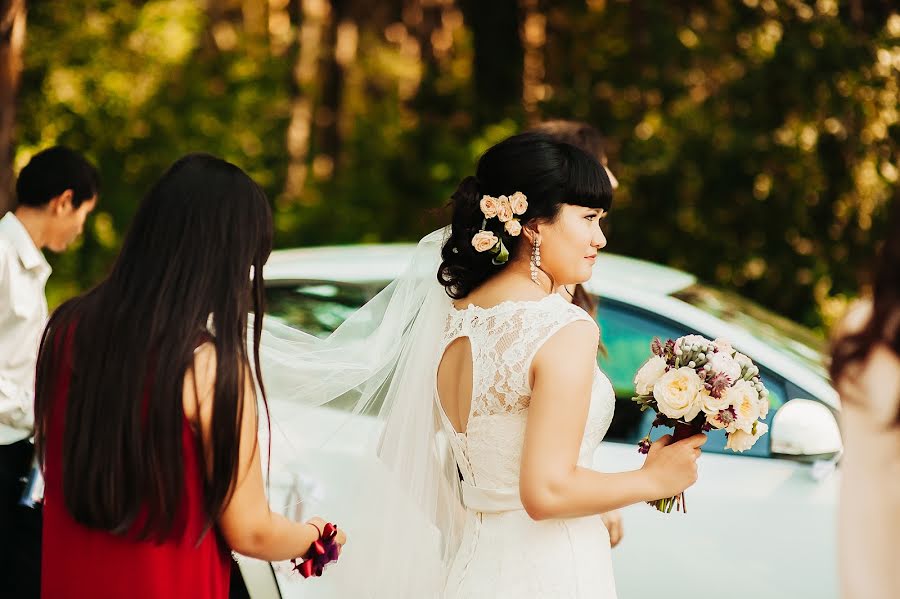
[436,335,474,434]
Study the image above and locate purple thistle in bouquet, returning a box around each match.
[632,335,770,513]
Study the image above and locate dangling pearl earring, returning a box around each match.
[530,237,541,284]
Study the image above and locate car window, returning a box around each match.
[597,301,691,444]
[597,299,787,458]
[264,281,377,338]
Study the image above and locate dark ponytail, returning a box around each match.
[438,176,510,299]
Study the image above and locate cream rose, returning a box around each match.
[480,195,499,218]
[496,196,514,223]
[504,218,522,236]
[712,338,734,354]
[706,409,734,430]
[724,379,761,431]
[726,422,768,452]
[707,352,742,383]
[634,356,667,395]
[471,230,498,253]
[700,388,729,415]
[652,366,704,420]
[757,393,770,420]
[509,191,528,215]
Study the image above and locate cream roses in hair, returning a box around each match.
[496,197,514,223]
[479,195,499,219]
[471,191,528,264]
[509,191,528,215]
[471,230,499,253]
[504,219,522,236]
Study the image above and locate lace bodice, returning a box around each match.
[436,294,616,494]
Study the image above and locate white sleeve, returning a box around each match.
[0,246,35,430]
[0,375,34,429]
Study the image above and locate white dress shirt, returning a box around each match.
[0,212,50,445]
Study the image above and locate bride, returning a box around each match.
[259,132,705,598]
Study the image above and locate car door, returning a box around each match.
[593,299,839,599]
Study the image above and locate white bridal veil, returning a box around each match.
[255,227,463,597]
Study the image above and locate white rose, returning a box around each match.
[634,356,667,395]
[707,352,742,383]
[726,422,768,452]
[724,379,761,431]
[652,367,704,421]
[701,388,729,415]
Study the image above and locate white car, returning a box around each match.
[239,244,841,599]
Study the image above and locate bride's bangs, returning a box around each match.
[563,146,613,211]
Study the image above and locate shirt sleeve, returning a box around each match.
[0,244,35,431]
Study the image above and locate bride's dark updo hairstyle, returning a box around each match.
[438,131,613,299]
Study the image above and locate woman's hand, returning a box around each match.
[305,516,348,550]
[599,510,623,548]
[640,433,707,499]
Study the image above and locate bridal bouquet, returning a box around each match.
[632,335,770,513]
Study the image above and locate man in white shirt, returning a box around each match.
[0,146,98,598]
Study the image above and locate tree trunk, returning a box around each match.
[520,0,546,121]
[283,0,330,203]
[313,0,351,179]
[0,0,25,215]
[405,0,441,106]
[458,0,523,127]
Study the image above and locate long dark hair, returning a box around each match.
[438,132,613,299]
[830,199,900,421]
[34,153,273,540]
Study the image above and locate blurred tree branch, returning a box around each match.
[0,0,25,215]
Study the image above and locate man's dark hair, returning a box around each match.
[16,146,100,208]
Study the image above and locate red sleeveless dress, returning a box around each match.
[41,335,230,598]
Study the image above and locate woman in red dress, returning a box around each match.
[34,154,345,598]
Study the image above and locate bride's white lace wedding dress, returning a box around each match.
[436,293,618,598]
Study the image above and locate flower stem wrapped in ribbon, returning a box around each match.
[291,522,341,578]
[471,192,528,265]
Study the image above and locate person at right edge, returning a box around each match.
[830,198,900,599]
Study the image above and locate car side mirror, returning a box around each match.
[770,398,842,463]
